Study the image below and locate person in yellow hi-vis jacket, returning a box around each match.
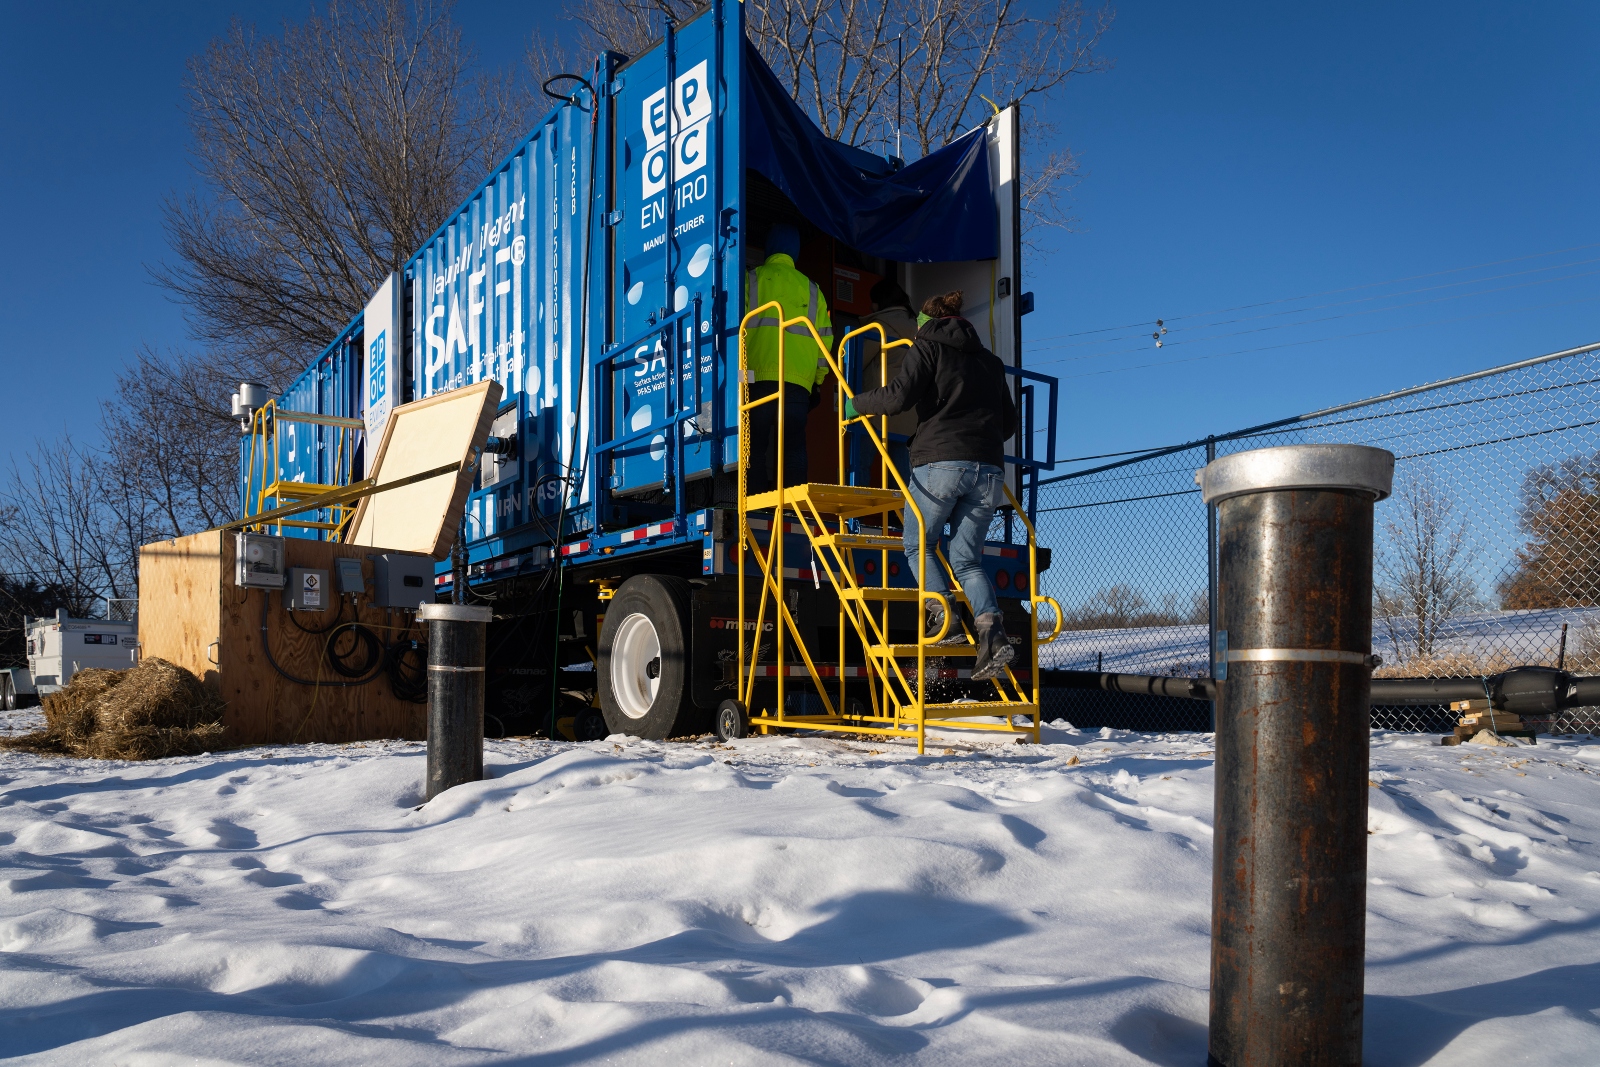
[744,223,832,494]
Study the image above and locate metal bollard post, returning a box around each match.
[1196,444,1393,1067]
[418,603,492,801]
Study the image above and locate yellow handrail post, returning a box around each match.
[732,311,1042,751]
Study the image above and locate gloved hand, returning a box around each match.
[843,395,859,420]
[809,386,822,411]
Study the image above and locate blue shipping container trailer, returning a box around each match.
[239,1,1060,744]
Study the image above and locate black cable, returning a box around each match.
[548,70,603,740]
[257,593,375,689]
[384,629,428,703]
[326,619,384,678]
[542,74,597,104]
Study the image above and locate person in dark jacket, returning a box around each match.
[845,290,1019,679]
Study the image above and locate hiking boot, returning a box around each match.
[924,602,971,646]
[971,613,1015,680]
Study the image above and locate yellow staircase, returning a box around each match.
[243,400,365,537]
[735,304,1063,753]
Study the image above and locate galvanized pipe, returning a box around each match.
[1197,444,1393,1067]
[419,603,492,801]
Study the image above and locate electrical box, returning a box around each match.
[235,532,287,588]
[284,567,330,612]
[335,557,366,595]
[373,552,433,610]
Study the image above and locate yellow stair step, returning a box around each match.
[272,519,343,530]
[840,587,970,603]
[817,532,905,551]
[868,644,977,657]
[922,701,1038,720]
[746,483,904,517]
[840,587,922,602]
[266,482,344,500]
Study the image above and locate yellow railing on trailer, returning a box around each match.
[244,400,365,538]
[734,303,1062,753]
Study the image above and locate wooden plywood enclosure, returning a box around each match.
[139,531,428,746]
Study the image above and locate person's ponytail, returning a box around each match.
[919,290,963,319]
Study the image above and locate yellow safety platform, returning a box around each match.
[735,303,1063,753]
[243,400,365,537]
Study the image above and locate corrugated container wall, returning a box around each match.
[405,6,739,561]
[238,319,362,527]
[410,92,593,547]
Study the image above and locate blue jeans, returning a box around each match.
[903,461,1005,619]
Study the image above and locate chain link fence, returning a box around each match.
[1031,341,1600,735]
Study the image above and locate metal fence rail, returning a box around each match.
[1029,341,1600,734]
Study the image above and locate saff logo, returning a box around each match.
[368,331,387,401]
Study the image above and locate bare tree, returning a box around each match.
[1497,451,1600,609]
[551,0,1113,237]
[1376,468,1479,663]
[1063,584,1207,630]
[0,440,142,617]
[100,348,255,535]
[154,0,531,367]
[0,577,76,668]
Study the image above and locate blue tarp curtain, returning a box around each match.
[741,41,998,263]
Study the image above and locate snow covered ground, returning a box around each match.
[3,707,1600,1065]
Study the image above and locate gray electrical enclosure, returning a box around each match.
[235,532,287,589]
[284,568,330,612]
[374,553,433,610]
[335,557,366,595]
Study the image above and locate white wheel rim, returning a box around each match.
[610,613,661,719]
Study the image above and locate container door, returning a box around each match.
[903,105,1024,490]
[608,14,723,495]
[903,106,1022,373]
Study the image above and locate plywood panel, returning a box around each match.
[346,379,501,558]
[141,531,428,747]
[139,530,224,687]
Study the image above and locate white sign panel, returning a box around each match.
[641,60,710,198]
[362,272,401,475]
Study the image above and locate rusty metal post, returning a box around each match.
[419,602,491,801]
[1197,444,1393,1067]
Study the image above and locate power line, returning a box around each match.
[1026,267,1600,370]
[1021,240,1600,346]
[1025,254,1600,354]
[1056,292,1600,383]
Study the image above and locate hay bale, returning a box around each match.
[41,667,123,748]
[96,658,221,733]
[84,722,228,761]
[2,658,226,761]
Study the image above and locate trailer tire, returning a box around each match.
[598,575,693,740]
[0,676,13,712]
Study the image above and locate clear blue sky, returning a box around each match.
[2,2,1597,468]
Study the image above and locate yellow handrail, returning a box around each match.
[734,302,1042,750]
[244,398,362,537]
